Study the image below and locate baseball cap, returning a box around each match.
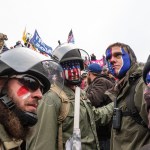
[88,63,102,73]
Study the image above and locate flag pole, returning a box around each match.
[65,86,81,150]
[74,86,80,129]
[58,40,61,45]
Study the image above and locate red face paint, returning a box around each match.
[17,86,29,97]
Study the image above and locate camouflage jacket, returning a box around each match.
[0,33,7,50]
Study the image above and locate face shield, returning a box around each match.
[80,49,91,70]
[52,43,91,69]
[41,60,65,105]
[42,60,64,88]
[0,47,64,95]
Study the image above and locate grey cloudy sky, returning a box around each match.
[1,0,150,62]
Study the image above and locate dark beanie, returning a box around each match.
[143,55,150,84]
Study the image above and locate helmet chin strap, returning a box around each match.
[13,107,38,127]
[0,79,37,127]
[0,94,37,127]
[65,79,82,86]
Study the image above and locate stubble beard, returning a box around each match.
[87,76,92,85]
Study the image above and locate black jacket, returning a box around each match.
[86,75,113,107]
[86,75,114,139]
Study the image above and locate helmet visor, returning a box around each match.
[0,47,52,72]
[42,60,64,104]
[80,49,90,70]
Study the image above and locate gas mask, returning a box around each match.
[61,60,81,85]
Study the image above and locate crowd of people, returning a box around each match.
[0,32,150,150]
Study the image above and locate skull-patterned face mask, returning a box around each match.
[61,60,81,85]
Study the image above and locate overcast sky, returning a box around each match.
[1,0,150,62]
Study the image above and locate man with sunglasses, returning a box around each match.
[105,42,150,150]
[27,43,114,150]
[0,47,62,150]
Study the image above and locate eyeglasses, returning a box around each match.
[10,75,44,94]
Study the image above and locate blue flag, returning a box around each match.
[30,30,52,55]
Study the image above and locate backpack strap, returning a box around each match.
[51,85,70,150]
[122,77,147,128]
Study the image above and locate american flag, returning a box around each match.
[67,29,75,44]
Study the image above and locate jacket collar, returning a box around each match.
[0,123,22,149]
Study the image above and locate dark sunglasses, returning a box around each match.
[14,76,44,94]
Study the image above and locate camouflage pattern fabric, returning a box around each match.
[0,33,8,50]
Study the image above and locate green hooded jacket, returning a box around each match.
[110,64,150,150]
[26,85,113,150]
[106,44,150,150]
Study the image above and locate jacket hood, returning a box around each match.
[123,44,137,66]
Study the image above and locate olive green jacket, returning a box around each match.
[110,65,150,150]
[0,124,22,150]
[26,85,113,150]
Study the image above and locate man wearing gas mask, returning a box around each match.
[27,43,114,150]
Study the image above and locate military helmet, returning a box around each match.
[52,43,84,70]
[0,47,64,127]
[0,47,53,94]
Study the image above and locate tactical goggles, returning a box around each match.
[10,74,44,94]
